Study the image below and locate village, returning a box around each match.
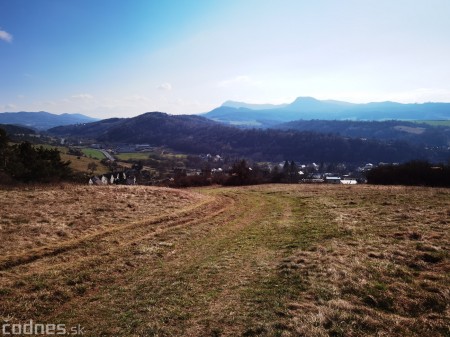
[82,142,385,187]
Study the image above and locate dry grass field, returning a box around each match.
[59,153,109,176]
[0,184,448,336]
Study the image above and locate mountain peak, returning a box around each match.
[293,96,320,103]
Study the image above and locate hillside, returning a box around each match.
[203,97,450,127]
[47,112,448,163]
[273,120,450,147]
[0,184,448,336]
[0,111,99,130]
[0,124,36,135]
[49,117,125,138]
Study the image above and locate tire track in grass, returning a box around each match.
[0,194,228,272]
[31,188,275,336]
[85,187,292,336]
[0,185,341,336]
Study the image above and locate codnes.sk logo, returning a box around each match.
[2,320,84,335]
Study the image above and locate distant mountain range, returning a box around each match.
[48,112,448,163]
[221,100,289,110]
[0,111,99,130]
[202,97,450,127]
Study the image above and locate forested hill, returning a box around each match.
[0,124,35,135]
[48,112,448,164]
[273,120,450,147]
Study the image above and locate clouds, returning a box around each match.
[157,82,172,91]
[0,29,13,43]
[3,103,17,110]
[71,93,94,100]
[218,75,259,88]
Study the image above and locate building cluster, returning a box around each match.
[89,172,136,186]
[84,141,398,186]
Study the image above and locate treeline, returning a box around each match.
[274,120,450,147]
[0,129,72,184]
[171,160,303,187]
[366,161,450,187]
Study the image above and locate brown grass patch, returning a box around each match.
[0,185,203,256]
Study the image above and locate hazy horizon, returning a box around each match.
[1,0,450,118]
[4,96,450,120]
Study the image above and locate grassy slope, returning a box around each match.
[0,185,448,336]
[60,153,109,175]
[30,144,108,175]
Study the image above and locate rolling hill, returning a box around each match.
[48,112,448,164]
[203,97,450,127]
[0,124,36,135]
[0,111,99,130]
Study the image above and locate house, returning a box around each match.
[116,145,136,153]
[340,179,357,185]
[301,178,324,183]
[308,163,320,171]
[89,176,103,185]
[302,173,324,183]
[325,176,341,184]
[135,144,152,151]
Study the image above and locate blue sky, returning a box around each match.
[1,0,450,118]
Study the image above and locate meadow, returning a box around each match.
[0,184,448,336]
[30,144,109,176]
[115,151,187,161]
[80,148,106,160]
[115,152,153,161]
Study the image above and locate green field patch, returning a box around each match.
[116,151,187,161]
[115,152,151,161]
[81,148,106,160]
